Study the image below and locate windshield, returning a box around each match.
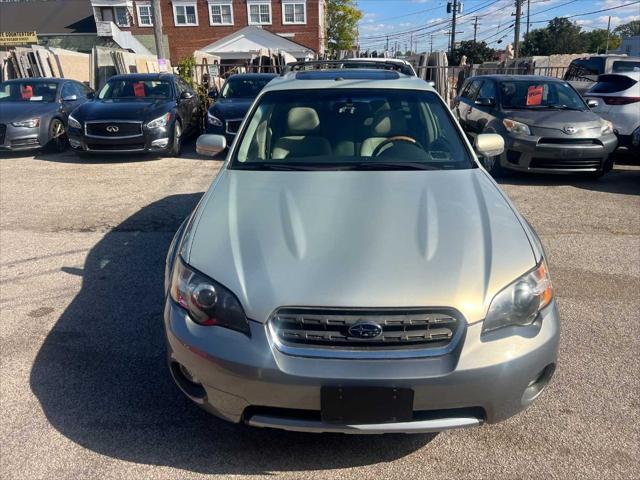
[221,77,273,99]
[499,80,586,110]
[612,61,640,73]
[98,79,172,100]
[231,89,474,171]
[0,81,58,102]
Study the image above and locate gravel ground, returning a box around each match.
[1,143,638,480]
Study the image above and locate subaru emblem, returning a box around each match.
[106,125,119,133]
[348,320,383,339]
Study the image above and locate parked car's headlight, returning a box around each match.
[146,112,171,129]
[483,262,553,333]
[503,118,531,136]
[11,118,40,128]
[170,257,250,335]
[207,111,223,127]
[67,115,81,129]
[600,120,614,135]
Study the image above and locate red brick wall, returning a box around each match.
[124,1,324,63]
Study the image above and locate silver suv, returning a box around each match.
[164,63,559,434]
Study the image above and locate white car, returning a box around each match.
[585,72,640,154]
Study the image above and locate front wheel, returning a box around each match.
[46,118,67,153]
[169,120,182,157]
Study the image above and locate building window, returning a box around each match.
[248,1,271,25]
[137,3,153,26]
[282,1,305,24]
[115,6,130,27]
[209,1,233,25]
[173,2,198,26]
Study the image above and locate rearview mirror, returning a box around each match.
[86,91,95,100]
[475,97,495,107]
[208,89,219,99]
[586,98,599,108]
[180,91,194,100]
[196,134,227,156]
[475,133,504,158]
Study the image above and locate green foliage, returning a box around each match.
[326,0,363,54]
[177,55,210,110]
[451,41,497,65]
[521,17,624,56]
[613,20,640,37]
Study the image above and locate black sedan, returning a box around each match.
[67,73,202,155]
[0,78,92,152]
[206,73,276,144]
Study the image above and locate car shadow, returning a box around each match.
[497,164,640,196]
[29,193,432,475]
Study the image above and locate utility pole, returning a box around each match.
[513,0,522,59]
[450,0,459,60]
[430,34,435,53]
[526,0,531,36]
[473,16,479,42]
[386,35,389,53]
[605,16,611,54]
[410,33,413,54]
[151,0,166,60]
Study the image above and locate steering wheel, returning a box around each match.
[371,136,425,157]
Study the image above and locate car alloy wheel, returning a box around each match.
[48,118,67,153]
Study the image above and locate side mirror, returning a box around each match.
[180,91,194,100]
[208,89,219,99]
[196,134,227,156]
[475,97,495,107]
[475,133,504,158]
[86,91,95,100]
[63,94,78,102]
[586,98,599,108]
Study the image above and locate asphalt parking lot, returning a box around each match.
[1,141,638,480]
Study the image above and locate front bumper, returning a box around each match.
[67,124,172,154]
[498,132,618,173]
[0,123,44,151]
[164,299,560,433]
[205,121,235,146]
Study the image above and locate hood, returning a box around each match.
[0,101,56,122]
[187,169,536,324]
[75,99,174,121]
[209,98,254,119]
[502,109,604,135]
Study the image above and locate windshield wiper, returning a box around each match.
[344,162,440,171]
[234,163,324,171]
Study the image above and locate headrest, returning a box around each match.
[371,110,408,136]
[287,107,321,134]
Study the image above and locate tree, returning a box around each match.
[451,41,497,65]
[614,20,640,38]
[521,17,587,56]
[582,29,621,54]
[326,0,363,54]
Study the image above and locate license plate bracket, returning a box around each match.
[321,386,414,424]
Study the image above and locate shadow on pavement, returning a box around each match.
[30,193,431,475]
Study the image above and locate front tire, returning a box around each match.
[169,120,182,157]
[46,118,67,153]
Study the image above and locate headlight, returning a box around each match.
[68,115,81,129]
[482,262,553,333]
[146,112,171,129]
[170,257,250,335]
[11,118,40,128]
[207,111,223,127]
[503,118,531,136]
[600,120,614,135]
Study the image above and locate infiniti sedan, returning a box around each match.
[164,66,559,434]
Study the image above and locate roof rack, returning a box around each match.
[283,60,414,76]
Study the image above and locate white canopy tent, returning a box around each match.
[200,26,314,61]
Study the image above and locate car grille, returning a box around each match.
[538,138,602,146]
[86,142,145,152]
[530,158,602,169]
[225,119,242,135]
[270,308,462,351]
[85,121,142,138]
[0,124,6,144]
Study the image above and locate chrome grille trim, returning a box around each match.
[84,120,143,139]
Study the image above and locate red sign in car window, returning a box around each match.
[526,85,544,106]
[133,82,146,97]
[21,85,33,99]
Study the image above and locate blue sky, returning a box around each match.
[357,0,640,52]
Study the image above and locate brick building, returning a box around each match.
[90,0,325,63]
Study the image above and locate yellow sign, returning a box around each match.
[0,31,38,46]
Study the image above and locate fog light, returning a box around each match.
[151,138,169,148]
[522,363,555,405]
[69,138,82,149]
[179,363,199,384]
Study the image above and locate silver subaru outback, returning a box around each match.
[164,64,559,434]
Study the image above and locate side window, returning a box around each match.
[174,78,185,97]
[73,82,89,97]
[461,80,482,100]
[61,83,75,99]
[477,80,496,99]
[176,77,192,97]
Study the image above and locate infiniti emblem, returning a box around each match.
[563,126,578,134]
[106,125,119,133]
[348,320,383,339]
